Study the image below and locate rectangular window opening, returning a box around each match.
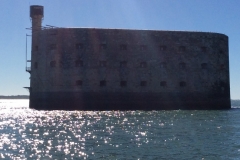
[76,80,83,86]
[34,62,38,69]
[159,45,167,51]
[75,43,84,49]
[34,46,39,51]
[49,44,56,50]
[179,46,186,52]
[50,61,56,67]
[75,60,83,67]
[100,80,106,87]
[160,81,167,87]
[201,47,207,52]
[140,45,147,51]
[201,63,208,69]
[120,61,127,67]
[140,81,147,87]
[120,44,127,51]
[179,62,186,69]
[160,62,167,69]
[179,81,186,87]
[100,44,107,50]
[140,62,147,68]
[120,81,127,87]
[220,64,225,70]
[99,61,107,67]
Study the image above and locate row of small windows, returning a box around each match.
[34,61,213,69]
[75,80,186,87]
[34,44,216,53]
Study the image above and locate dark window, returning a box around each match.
[76,80,82,86]
[179,62,186,69]
[75,43,84,49]
[160,81,167,87]
[179,81,186,87]
[179,46,186,52]
[34,62,38,69]
[120,81,127,87]
[120,61,127,67]
[219,50,224,54]
[34,46,39,51]
[100,80,106,87]
[160,62,167,69]
[159,45,167,51]
[140,81,147,87]
[75,60,83,67]
[49,44,56,50]
[120,44,127,50]
[99,44,107,50]
[140,62,147,68]
[140,45,147,51]
[201,47,207,52]
[50,61,56,67]
[201,63,208,69]
[220,64,225,70]
[99,61,107,67]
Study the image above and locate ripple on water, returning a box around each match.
[0,106,240,159]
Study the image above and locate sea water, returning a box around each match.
[0,99,240,160]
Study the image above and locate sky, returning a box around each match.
[0,0,240,99]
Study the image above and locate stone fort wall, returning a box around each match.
[28,4,230,110]
[31,28,229,95]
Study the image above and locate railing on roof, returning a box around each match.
[26,67,31,73]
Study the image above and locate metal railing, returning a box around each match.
[26,67,31,73]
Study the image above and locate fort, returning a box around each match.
[26,5,230,110]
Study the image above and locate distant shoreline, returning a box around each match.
[0,95,29,99]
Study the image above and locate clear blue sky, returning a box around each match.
[0,0,239,99]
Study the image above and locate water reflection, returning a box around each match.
[0,105,240,159]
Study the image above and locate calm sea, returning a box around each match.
[0,99,240,160]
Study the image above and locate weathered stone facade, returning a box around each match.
[29,6,230,110]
